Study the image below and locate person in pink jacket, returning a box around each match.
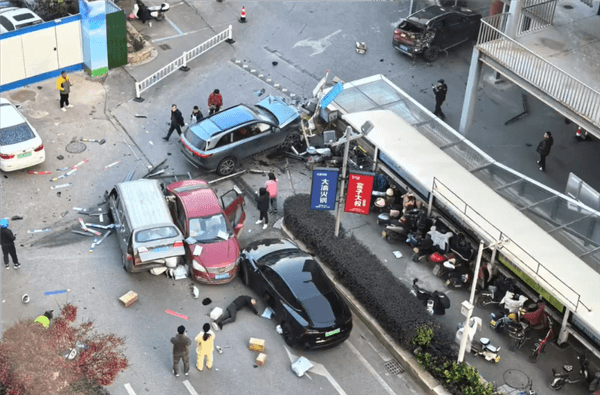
[265,172,278,214]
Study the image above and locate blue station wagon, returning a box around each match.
[180,96,301,175]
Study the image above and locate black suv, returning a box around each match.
[393,5,481,62]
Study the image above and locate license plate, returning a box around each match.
[153,246,168,253]
[18,152,32,159]
[325,328,340,337]
[400,45,409,51]
[215,273,230,280]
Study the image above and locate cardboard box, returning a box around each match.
[255,353,267,366]
[249,338,265,352]
[119,291,138,307]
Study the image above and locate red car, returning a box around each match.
[166,180,245,284]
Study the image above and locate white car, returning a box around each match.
[0,98,45,172]
[0,7,43,34]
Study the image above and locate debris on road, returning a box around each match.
[134,114,147,118]
[191,284,200,299]
[210,307,223,320]
[255,353,267,366]
[27,228,52,234]
[50,183,72,189]
[275,325,283,334]
[261,307,274,320]
[71,159,88,169]
[45,289,69,296]
[28,171,52,175]
[57,167,69,172]
[21,294,30,304]
[166,309,189,320]
[393,251,403,259]
[171,265,188,280]
[86,223,115,230]
[356,42,367,54]
[72,230,95,237]
[202,298,212,306]
[103,161,119,170]
[119,291,138,307]
[80,138,106,145]
[11,215,23,221]
[249,338,265,352]
[95,230,112,245]
[291,356,313,377]
[89,238,98,253]
[216,345,223,354]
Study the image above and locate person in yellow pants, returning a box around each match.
[195,323,215,371]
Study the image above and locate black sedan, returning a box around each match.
[393,5,481,62]
[239,239,352,350]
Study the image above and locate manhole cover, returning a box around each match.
[66,142,86,154]
[383,359,404,375]
[503,369,530,390]
[159,44,171,50]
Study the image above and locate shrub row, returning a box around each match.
[282,194,457,363]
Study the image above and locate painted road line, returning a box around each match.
[165,16,184,36]
[346,341,397,395]
[284,346,346,395]
[153,27,211,43]
[182,380,199,395]
[124,383,136,395]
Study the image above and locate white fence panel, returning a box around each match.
[56,20,84,68]
[22,28,59,78]
[0,36,26,85]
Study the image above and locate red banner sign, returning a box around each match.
[344,172,374,215]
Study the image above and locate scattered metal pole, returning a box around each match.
[334,127,352,237]
[208,170,247,184]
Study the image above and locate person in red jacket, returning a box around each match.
[208,89,223,115]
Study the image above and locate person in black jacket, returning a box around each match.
[163,104,185,141]
[432,79,448,119]
[256,187,270,230]
[536,131,553,171]
[1,219,19,269]
[214,295,258,330]
[171,325,191,377]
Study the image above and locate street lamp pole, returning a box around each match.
[457,239,507,363]
[334,126,352,237]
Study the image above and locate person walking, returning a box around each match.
[190,106,204,123]
[213,295,258,330]
[256,187,270,230]
[432,79,447,119]
[265,172,278,214]
[195,323,215,371]
[56,71,73,112]
[536,131,553,171]
[171,325,191,377]
[208,89,223,115]
[163,104,185,141]
[1,218,19,269]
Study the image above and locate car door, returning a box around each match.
[443,15,468,48]
[220,187,245,236]
[107,190,127,254]
[230,122,281,159]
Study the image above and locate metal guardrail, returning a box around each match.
[431,177,591,314]
[134,25,233,100]
[477,13,600,128]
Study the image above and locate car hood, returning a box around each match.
[299,293,351,328]
[256,96,299,128]
[190,238,240,268]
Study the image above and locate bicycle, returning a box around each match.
[529,321,554,363]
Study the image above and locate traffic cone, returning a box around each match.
[239,6,247,23]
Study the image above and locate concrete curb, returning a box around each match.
[280,223,451,395]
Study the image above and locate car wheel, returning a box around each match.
[281,322,295,347]
[217,157,236,176]
[281,133,301,149]
[240,264,251,287]
[423,46,440,62]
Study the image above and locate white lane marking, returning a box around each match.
[292,29,342,57]
[182,380,199,395]
[367,340,391,361]
[124,383,136,395]
[284,346,347,395]
[153,27,211,43]
[347,341,397,395]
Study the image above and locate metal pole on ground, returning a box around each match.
[334,126,352,237]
